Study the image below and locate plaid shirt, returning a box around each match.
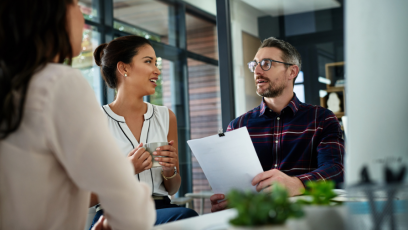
[227,94,345,185]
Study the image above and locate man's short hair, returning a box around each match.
[260,37,302,85]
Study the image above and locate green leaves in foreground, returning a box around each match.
[227,184,304,227]
[297,180,341,205]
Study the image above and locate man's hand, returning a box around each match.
[210,194,228,212]
[251,169,304,196]
[127,143,152,174]
[91,216,111,230]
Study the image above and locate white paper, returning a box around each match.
[187,127,264,195]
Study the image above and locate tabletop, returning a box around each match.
[150,208,324,230]
[151,209,236,230]
[185,191,214,198]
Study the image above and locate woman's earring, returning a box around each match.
[124,73,127,77]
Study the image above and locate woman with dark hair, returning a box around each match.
[0,0,155,229]
[89,35,198,228]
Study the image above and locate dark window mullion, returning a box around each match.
[216,0,235,130]
[187,51,218,66]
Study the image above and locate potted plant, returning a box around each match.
[227,184,304,230]
[297,180,346,230]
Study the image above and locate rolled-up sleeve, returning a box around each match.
[296,112,345,186]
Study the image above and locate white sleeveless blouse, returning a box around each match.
[102,102,169,196]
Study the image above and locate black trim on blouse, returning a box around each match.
[146,117,155,195]
[145,104,155,120]
[102,106,125,123]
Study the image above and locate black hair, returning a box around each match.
[94,35,152,89]
[0,0,74,140]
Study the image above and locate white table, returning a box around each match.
[185,191,214,215]
[151,208,318,230]
[151,191,351,230]
[170,197,193,208]
[151,209,236,230]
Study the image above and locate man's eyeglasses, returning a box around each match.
[247,59,294,73]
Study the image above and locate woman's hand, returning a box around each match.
[153,140,178,173]
[127,143,152,174]
[91,216,111,230]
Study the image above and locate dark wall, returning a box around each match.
[258,5,344,106]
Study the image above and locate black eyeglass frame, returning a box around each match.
[247,58,294,72]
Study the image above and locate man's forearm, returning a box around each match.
[295,163,344,185]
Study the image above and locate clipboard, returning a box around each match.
[218,128,225,137]
[187,126,264,195]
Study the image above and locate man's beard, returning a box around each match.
[256,78,286,98]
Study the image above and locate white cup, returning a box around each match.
[143,142,169,168]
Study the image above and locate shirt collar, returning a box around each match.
[259,93,301,117]
[103,102,154,122]
[144,102,154,120]
[287,93,300,115]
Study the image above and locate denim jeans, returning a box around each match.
[89,196,198,229]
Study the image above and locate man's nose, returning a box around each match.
[254,62,263,75]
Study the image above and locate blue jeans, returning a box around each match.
[89,196,198,229]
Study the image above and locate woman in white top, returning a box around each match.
[0,1,155,230]
[89,35,198,227]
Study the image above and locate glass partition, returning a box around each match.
[186,13,218,60]
[231,0,344,116]
[74,0,220,203]
[72,25,102,105]
[188,58,221,214]
[152,57,173,108]
[113,0,173,44]
[79,0,100,22]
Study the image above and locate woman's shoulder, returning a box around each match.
[27,63,88,110]
[147,103,170,116]
[146,103,173,136]
[32,63,84,87]
[42,63,81,76]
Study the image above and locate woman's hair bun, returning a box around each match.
[93,43,108,67]
[94,36,152,89]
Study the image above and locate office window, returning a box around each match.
[72,25,102,105]
[75,1,221,211]
[79,0,100,22]
[188,58,221,214]
[152,57,173,108]
[294,71,305,102]
[113,0,173,44]
[186,13,218,60]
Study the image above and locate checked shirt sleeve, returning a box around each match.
[295,111,345,186]
[226,122,234,132]
[226,117,241,132]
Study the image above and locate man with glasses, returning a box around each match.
[210,37,344,212]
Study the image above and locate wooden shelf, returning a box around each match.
[325,61,345,89]
[326,86,344,93]
[334,112,345,119]
[321,62,346,120]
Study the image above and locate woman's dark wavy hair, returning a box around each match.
[94,35,152,89]
[0,0,74,139]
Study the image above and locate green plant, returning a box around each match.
[297,180,341,205]
[227,184,304,227]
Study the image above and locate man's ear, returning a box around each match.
[116,61,128,77]
[288,65,299,81]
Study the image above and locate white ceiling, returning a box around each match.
[113,0,169,36]
[183,0,217,15]
[112,0,215,36]
[110,0,342,36]
[240,0,341,17]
